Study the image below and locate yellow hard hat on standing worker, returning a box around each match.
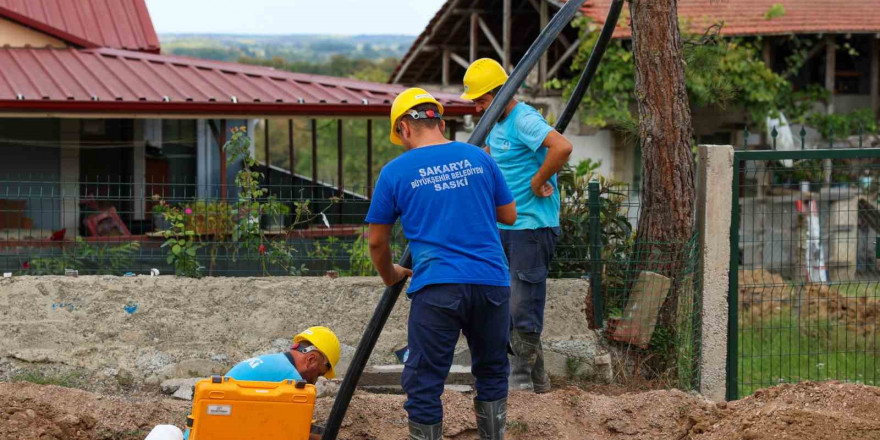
[389,88,444,146]
[460,58,509,101]
[294,326,341,379]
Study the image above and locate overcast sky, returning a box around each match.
[144,0,447,35]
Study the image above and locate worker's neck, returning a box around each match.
[500,99,518,120]
[406,133,451,150]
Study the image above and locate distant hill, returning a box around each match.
[159,34,415,63]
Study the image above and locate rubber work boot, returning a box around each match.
[408,420,443,440]
[474,398,507,440]
[509,330,551,393]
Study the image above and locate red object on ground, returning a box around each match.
[48,228,66,241]
[83,208,131,237]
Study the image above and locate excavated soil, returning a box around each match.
[2,381,880,440]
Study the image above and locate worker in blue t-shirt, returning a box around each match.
[461,59,574,395]
[145,327,340,440]
[366,88,516,440]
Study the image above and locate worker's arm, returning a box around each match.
[496,201,517,225]
[368,223,412,286]
[530,130,573,197]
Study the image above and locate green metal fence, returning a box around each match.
[572,174,702,390]
[728,128,880,399]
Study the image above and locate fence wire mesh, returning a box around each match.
[732,140,880,398]
[565,177,702,391]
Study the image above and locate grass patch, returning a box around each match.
[10,370,83,389]
[738,309,880,397]
[507,420,529,435]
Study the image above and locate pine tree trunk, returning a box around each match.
[629,0,696,335]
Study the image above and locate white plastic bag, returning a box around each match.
[766,112,795,167]
[144,425,184,440]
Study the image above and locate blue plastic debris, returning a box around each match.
[124,303,138,314]
[124,272,135,277]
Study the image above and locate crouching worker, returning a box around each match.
[144,326,341,440]
[367,88,517,440]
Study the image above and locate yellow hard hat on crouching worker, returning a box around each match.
[294,326,341,379]
[461,58,509,101]
[389,88,444,146]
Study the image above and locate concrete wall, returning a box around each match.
[0,17,66,48]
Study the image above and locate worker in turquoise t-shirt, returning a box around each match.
[146,327,341,440]
[366,88,516,440]
[461,59,573,395]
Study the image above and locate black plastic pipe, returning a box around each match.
[555,0,624,134]
[321,1,587,438]
[468,0,589,147]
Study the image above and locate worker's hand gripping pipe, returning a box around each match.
[320,1,589,439]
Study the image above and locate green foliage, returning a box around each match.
[551,160,634,278]
[347,230,375,276]
[26,238,140,276]
[556,18,822,131]
[764,4,786,20]
[806,108,878,141]
[11,370,83,388]
[161,206,202,278]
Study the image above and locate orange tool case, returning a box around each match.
[187,376,316,440]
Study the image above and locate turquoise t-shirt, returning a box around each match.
[487,102,559,230]
[225,352,304,382]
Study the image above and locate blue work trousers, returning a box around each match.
[402,283,510,425]
[500,227,560,334]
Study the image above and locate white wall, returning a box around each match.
[568,129,614,177]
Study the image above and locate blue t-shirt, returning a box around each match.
[487,102,559,230]
[365,141,514,293]
[225,352,304,382]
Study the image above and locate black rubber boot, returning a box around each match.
[531,336,551,394]
[509,330,550,393]
[408,420,443,440]
[474,398,507,440]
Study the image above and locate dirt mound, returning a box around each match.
[3,381,879,439]
[739,270,880,336]
[695,381,880,440]
[0,382,188,440]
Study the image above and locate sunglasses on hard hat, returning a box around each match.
[395,109,442,134]
[294,343,332,372]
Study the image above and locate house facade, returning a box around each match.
[0,0,473,242]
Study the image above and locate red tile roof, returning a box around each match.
[582,0,880,38]
[0,47,474,116]
[0,0,159,52]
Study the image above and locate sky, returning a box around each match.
[144,0,447,35]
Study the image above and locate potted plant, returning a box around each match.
[150,195,171,232]
[261,196,291,232]
[185,200,235,236]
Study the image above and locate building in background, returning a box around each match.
[392,0,880,188]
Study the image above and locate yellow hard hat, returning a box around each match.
[461,58,509,101]
[389,88,444,146]
[294,326,341,379]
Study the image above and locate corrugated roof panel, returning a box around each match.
[0,47,475,116]
[582,0,880,38]
[0,0,160,52]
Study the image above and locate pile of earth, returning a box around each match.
[2,380,879,439]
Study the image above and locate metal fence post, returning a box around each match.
[589,178,604,329]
